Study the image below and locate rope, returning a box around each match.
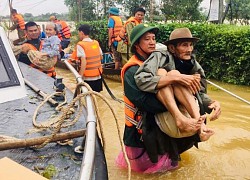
[31,90,83,148]
[72,81,131,180]
[1,81,132,179]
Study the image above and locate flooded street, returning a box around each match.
[56,67,250,180]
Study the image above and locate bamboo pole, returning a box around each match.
[207,80,250,105]
[0,129,86,151]
[24,78,59,107]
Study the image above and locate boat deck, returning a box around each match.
[0,63,108,179]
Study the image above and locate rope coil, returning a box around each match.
[0,81,132,179]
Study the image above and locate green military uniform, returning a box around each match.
[123,59,201,163]
[117,21,136,66]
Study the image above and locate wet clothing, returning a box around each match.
[122,53,201,166]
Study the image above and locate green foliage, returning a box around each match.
[73,21,250,85]
[161,0,204,22]
[64,0,97,21]
[116,0,149,15]
[225,0,250,24]
[75,20,109,52]
[42,164,57,179]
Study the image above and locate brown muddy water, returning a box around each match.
[56,67,250,180]
[4,28,250,179]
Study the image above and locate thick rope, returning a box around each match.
[1,81,132,179]
[32,91,85,148]
[73,81,131,180]
[73,82,106,150]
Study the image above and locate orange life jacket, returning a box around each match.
[109,15,123,42]
[118,17,141,42]
[71,40,103,77]
[121,55,143,133]
[12,14,25,30]
[55,20,71,40]
[25,41,56,77]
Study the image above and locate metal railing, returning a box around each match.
[63,59,96,180]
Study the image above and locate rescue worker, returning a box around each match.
[116,24,221,173]
[9,9,25,42]
[49,15,71,57]
[18,21,57,78]
[70,24,103,92]
[107,7,123,69]
[117,7,145,66]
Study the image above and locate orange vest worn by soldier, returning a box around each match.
[24,42,56,78]
[118,17,141,43]
[69,40,103,77]
[11,14,25,30]
[109,15,123,42]
[121,55,143,134]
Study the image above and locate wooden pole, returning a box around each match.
[0,129,86,151]
[207,80,250,105]
[24,78,59,107]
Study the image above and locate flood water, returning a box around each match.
[4,21,250,179]
[56,67,250,180]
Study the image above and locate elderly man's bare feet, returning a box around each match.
[199,124,215,141]
[176,115,206,133]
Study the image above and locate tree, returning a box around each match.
[23,13,33,19]
[160,0,203,22]
[224,0,250,25]
[116,0,149,16]
[64,0,96,21]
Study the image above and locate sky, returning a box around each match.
[0,0,211,16]
[0,0,69,16]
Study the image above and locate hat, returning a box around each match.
[49,16,56,21]
[28,50,57,71]
[164,28,199,45]
[130,24,159,53]
[108,7,119,15]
